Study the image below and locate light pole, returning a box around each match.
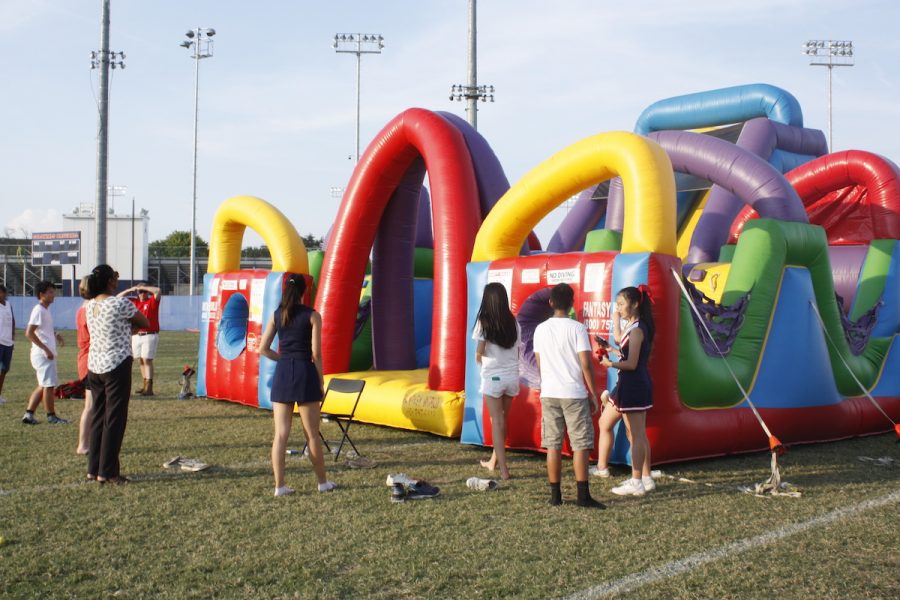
[803,39,854,151]
[90,0,125,265]
[181,27,215,296]
[449,0,494,130]
[333,33,384,163]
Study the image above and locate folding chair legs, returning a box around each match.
[332,420,361,461]
[301,424,361,461]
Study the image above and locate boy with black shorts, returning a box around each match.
[0,284,14,404]
[533,283,604,508]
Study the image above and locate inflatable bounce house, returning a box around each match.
[198,83,900,465]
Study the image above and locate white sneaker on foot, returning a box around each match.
[642,476,656,492]
[318,481,337,492]
[611,478,646,496]
[589,466,610,478]
[274,486,295,497]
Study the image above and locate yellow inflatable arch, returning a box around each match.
[472,131,676,261]
[207,195,309,274]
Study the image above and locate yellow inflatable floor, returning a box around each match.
[316,369,465,437]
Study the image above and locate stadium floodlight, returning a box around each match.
[333,33,385,163]
[181,27,216,296]
[803,39,854,150]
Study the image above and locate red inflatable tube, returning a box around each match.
[730,150,900,244]
[316,108,480,391]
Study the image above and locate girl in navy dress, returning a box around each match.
[472,282,521,480]
[259,274,336,497]
[599,285,655,496]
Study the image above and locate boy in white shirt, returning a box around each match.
[533,283,604,508]
[22,281,67,425]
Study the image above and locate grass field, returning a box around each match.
[1,331,898,598]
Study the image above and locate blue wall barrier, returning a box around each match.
[6,296,203,331]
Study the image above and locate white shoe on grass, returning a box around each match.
[611,478,645,496]
[589,466,610,478]
[318,481,337,492]
[274,486,295,497]
[466,477,498,491]
[385,473,416,487]
[642,476,657,492]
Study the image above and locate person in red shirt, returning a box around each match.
[118,283,162,396]
[76,277,93,454]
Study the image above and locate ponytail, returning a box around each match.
[280,273,308,327]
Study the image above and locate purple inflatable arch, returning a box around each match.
[602,130,808,257]
[646,131,808,260]
[371,157,427,369]
[547,185,608,253]
[686,118,827,263]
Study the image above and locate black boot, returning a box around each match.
[576,480,606,509]
[549,482,562,506]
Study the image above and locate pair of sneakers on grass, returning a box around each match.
[387,473,440,503]
[590,465,657,496]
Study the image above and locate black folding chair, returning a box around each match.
[303,378,366,461]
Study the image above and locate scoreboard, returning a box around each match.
[31,231,81,266]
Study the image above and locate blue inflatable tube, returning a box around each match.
[634,83,804,135]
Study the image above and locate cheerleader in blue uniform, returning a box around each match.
[599,285,656,496]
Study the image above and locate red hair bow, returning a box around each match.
[637,284,655,304]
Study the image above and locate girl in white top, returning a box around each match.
[472,282,521,480]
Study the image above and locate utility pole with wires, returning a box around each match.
[449,0,494,130]
[90,0,125,265]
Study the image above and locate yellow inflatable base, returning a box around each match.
[317,369,464,438]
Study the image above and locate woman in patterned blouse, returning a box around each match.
[85,265,149,484]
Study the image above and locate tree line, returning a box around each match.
[148,231,325,258]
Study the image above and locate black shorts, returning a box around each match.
[0,344,12,372]
[271,357,323,405]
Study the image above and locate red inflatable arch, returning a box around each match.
[729,150,900,244]
[316,108,480,391]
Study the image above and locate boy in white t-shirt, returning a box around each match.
[533,283,604,508]
[22,281,67,425]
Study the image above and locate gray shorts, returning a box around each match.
[540,396,594,451]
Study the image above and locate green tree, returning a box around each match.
[149,230,209,258]
[302,233,324,251]
[241,245,271,258]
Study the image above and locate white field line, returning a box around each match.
[565,488,900,600]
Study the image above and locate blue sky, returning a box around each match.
[2,0,898,246]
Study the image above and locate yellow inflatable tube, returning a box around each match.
[473,131,677,261]
[208,195,309,274]
[323,370,464,437]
